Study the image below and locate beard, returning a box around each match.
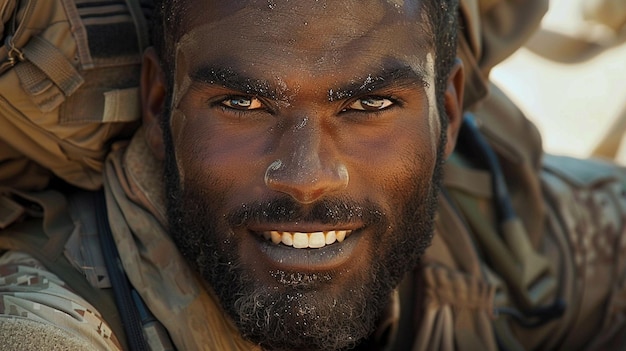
[162,110,446,351]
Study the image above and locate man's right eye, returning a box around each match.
[220,96,264,110]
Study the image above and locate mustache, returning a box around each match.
[226,195,387,228]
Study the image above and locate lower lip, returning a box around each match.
[250,230,364,272]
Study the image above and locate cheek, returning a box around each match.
[340,114,438,204]
[171,108,269,202]
[379,134,435,207]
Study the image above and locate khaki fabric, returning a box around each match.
[418,151,626,350]
[0,0,148,191]
[539,155,626,350]
[474,83,545,247]
[413,196,499,351]
[458,0,548,108]
[415,86,626,351]
[103,129,261,351]
[0,186,127,349]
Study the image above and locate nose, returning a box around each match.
[264,118,349,204]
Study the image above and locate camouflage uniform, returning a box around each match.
[2,0,626,350]
[0,251,121,350]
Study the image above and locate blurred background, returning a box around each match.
[491,0,626,162]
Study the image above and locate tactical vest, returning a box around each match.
[0,0,150,190]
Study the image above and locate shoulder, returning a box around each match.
[542,154,626,189]
[0,187,111,288]
[0,250,123,350]
[0,188,122,350]
[540,154,626,349]
[541,154,626,237]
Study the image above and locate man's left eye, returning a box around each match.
[221,96,264,110]
[347,97,394,111]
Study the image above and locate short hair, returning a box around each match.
[151,0,459,119]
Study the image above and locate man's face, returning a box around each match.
[153,1,458,349]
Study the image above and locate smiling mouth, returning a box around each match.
[260,230,353,249]
[246,227,363,271]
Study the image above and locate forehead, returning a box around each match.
[175,0,430,35]
[172,0,433,91]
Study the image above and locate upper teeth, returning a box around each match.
[262,230,352,249]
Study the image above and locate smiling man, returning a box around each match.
[2,0,626,350]
[143,1,460,350]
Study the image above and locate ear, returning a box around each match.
[141,47,167,161]
[443,58,464,158]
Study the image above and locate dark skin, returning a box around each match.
[142,0,463,349]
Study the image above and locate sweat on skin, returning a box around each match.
[141,0,463,349]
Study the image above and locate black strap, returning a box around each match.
[459,113,516,223]
[95,190,151,351]
[457,114,565,327]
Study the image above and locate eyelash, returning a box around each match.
[342,96,400,113]
[211,95,271,116]
[212,95,402,117]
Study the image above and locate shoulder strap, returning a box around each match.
[451,116,565,329]
[95,189,176,351]
[95,189,151,351]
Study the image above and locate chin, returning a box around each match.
[228,267,386,351]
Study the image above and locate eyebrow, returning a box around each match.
[328,66,429,102]
[190,66,280,100]
[190,63,429,102]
